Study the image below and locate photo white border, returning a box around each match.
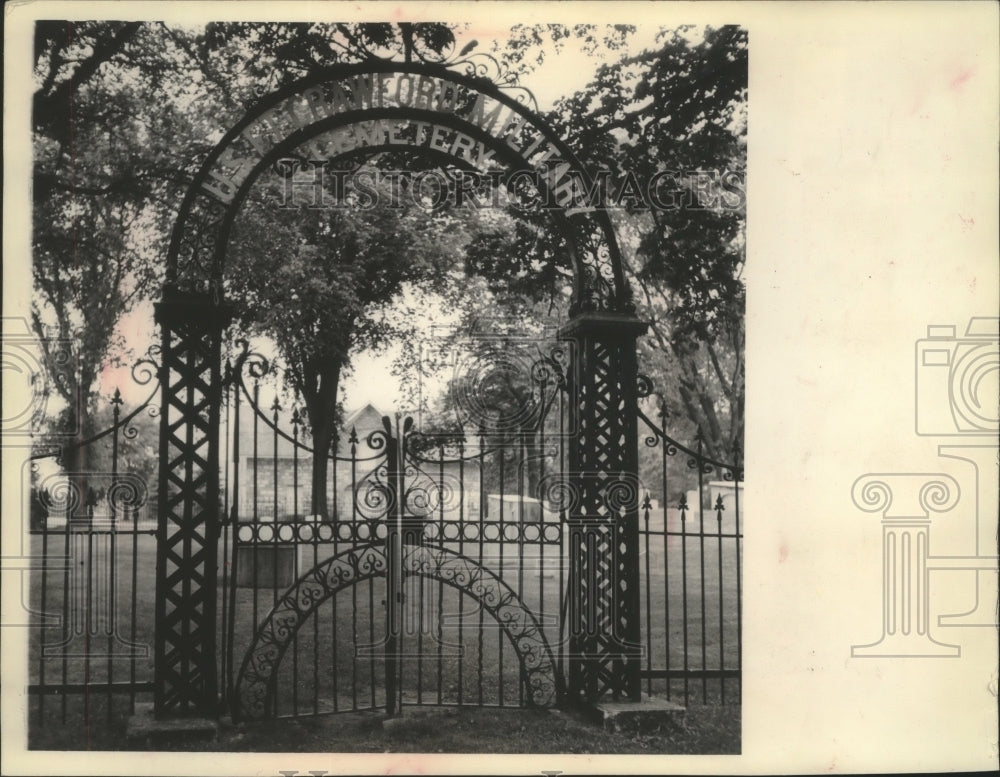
[4,2,998,774]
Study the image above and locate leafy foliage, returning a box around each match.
[31,22,210,478]
[488,25,747,459]
[30,20,746,470]
[227,169,476,514]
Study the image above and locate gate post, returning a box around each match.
[560,312,647,704]
[152,285,230,717]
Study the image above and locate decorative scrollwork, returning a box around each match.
[566,214,625,314]
[545,344,571,388]
[130,344,161,387]
[686,455,715,475]
[636,373,654,399]
[121,418,141,441]
[365,425,390,453]
[174,194,228,290]
[107,473,149,511]
[438,43,539,111]
[39,476,84,515]
[230,338,273,383]
[918,478,959,513]
[529,353,566,388]
[233,543,558,720]
[385,454,469,518]
[602,477,640,514]
[537,472,578,514]
[121,398,160,440]
[721,461,744,482]
[245,352,272,381]
[354,462,393,521]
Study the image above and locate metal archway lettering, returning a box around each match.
[167,61,632,314]
[154,59,645,717]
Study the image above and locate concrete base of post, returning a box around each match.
[125,702,219,747]
[587,694,687,734]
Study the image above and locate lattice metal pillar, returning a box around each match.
[560,312,647,704]
[153,287,230,717]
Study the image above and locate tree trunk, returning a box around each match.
[62,380,96,525]
[310,421,334,520]
[62,436,87,524]
[303,361,342,521]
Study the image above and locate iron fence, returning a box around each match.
[636,407,743,705]
[25,346,742,743]
[26,360,161,739]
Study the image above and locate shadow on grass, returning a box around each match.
[226,704,740,754]
[231,704,740,755]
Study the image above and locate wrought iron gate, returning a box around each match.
[213,345,742,720]
[219,349,567,719]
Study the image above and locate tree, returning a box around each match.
[394,205,574,506]
[226,168,474,517]
[31,22,207,493]
[553,25,747,461]
[30,20,745,508]
[469,25,747,460]
[29,21,467,498]
[410,24,748,458]
[193,21,463,100]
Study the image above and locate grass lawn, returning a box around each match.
[30,703,739,754]
[179,704,738,754]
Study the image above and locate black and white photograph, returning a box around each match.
[15,9,747,756]
[2,2,996,775]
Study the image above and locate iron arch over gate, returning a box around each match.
[154,55,647,717]
[165,60,631,309]
[234,543,558,720]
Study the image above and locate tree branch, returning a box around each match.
[34,22,143,136]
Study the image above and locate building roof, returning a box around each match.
[342,402,385,432]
